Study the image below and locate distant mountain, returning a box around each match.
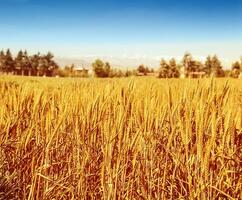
[55,55,161,69]
[55,57,93,69]
[55,55,232,69]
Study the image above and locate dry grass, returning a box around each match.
[0,76,241,199]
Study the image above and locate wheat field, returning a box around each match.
[0,76,241,200]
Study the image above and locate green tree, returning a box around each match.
[104,62,111,77]
[23,50,32,76]
[30,53,41,76]
[169,58,180,78]
[0,50,5,72]
[15,50,32,76]
[158,59,170,78]
[158,58,179,78]
[15,50,24,75]
[6,49,15,73]
[92,59,110,77]
[92,59,104,77]
[182,52,193,76]
[182,53,204,77]
[204,55,213,76]
[37,52,58,76]
[45,52,58,76]
[0,49,15,74]
[211,55,225,77]
[137,64,146,75]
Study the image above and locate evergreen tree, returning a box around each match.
[169,58,180,78]
[6,49,15,73]
[0,50,5,72]
[204,55,213,76]
[158,59,170,78]
[44,52,58,76]
[182,52,193,76]
[182,53,203,77]
[23,50,32,76]
[30,53,41,76]
[0,49,15,74]
[15,50,24,75]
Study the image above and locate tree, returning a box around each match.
[182,53,204,77]
[158,59,170,78]
[158,58,179,78]
[23,50,32,76]
[104,62,111,77]
[145,67,150,75]
[169,58,180,78]
[193,60,204,76]
[15,50,24,75]
[231,61,241,78]
[124,69,132,77]
[92,59,111,77]
[6,49,15,73]
[44,52,58,76]
[204,55,213,76]
[15,50,32,76]
[110,69,124,77]
[232,61,241,70]
[137,64,146,75]
[92,59,104,77]
[211,55,225,77]
[30,53,41,76]
[182,52,193,76]
[0,49,58,76]
[36,52,58,76]
[0,49,15,74]
[37,56,44,76]
[0,50,5,72]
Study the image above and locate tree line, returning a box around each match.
[0,49,59,76]
[92,59,139,78]
[92,53,242,78]
[0,49,241,78]
[158,53,242,78]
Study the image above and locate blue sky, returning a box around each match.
[0,0,242,66]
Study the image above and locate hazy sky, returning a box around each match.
[0,0,242,66]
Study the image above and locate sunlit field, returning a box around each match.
[0,76,241,200]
